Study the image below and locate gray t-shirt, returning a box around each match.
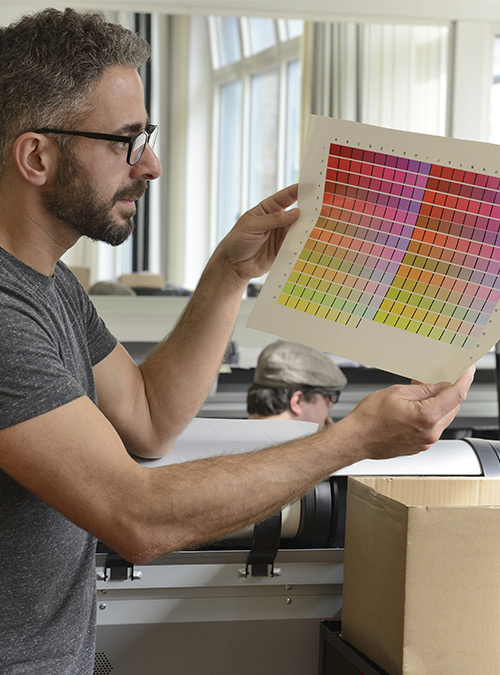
[0,247,117,673]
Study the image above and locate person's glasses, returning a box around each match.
[310,389,341,405]
[33,124,158,166]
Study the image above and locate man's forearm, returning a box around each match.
[120,370,473,562]
[121,422,357,563]
[3,368,472,566]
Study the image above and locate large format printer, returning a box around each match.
[94,417,500,675]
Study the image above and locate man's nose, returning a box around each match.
[132,143,162,181]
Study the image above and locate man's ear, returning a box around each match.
[12,132,56,186]
[288,390,304,416]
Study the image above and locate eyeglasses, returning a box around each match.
[309,389,341,405]
[33,124,158,166]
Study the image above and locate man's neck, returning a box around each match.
[0,186,78,277]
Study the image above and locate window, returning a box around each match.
[209,16,241,67]
[210,16,303,243]
[246,18,276,55]
[217,80,243,235]
[359,23,449,134]
[307,22,449,135]
[248,67,280,205]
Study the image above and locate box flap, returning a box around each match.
[350,476,500,507]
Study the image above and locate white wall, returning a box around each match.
[0,3,38,23]
[4,0,500,22]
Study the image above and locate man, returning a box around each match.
[0,8,473,674]
[247,340,347,429]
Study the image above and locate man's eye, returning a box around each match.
[112,140,128,153]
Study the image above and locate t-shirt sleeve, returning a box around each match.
[83,292,118,367]
[0,283,116,431]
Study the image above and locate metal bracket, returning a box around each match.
[238,567,281,578]
[101,551,136,581]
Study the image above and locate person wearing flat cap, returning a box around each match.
[247,340,347,430]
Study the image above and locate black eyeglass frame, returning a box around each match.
[32,124,158,166]
[308,388,341,405]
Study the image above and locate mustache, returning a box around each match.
[113,180,148,204]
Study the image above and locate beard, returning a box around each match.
[42,149,147,246]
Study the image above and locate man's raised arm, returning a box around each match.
[94,185,300,458]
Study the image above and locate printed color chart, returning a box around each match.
[286,144,500,348]
[248,117,500,383]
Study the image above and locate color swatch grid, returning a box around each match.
[277,143,500,349]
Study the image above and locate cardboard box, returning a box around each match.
[341,476,500,675]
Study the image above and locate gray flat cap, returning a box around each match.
[254,340,347,390]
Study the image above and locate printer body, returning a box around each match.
[94,421,500,675]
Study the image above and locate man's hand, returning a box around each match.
[334,366,475,462]
[214,184,300,282]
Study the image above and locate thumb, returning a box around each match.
[409,365,475,403]
[408,380,452,401]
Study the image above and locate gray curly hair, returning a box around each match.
[0,7,151,177]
